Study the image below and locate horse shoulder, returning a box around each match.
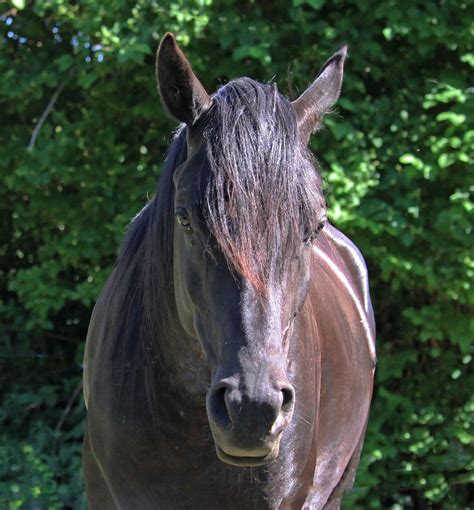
[302,224,376,508]
[313,223,376,364]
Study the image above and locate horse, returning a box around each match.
[82,32,376,509]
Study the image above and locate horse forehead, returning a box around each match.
[239,278,297,334]
[173,145,210,198]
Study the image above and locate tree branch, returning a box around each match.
[28,79,66,151]
[44,331,82,344]
[54,379,83,434]
[1,8,18,18]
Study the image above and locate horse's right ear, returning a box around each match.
[156,33,211,126]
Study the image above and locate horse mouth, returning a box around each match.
[215,445,277,467]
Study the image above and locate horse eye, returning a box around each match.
[303,219,326,245]
[175,209,192,232]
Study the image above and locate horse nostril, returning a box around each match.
[208,385,232,429]
[280,385,295,414]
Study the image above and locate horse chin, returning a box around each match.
[215,442,280,468]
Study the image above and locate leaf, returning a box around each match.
[436,112,466,126]
[131,43,151,55]
[12,0,26,9]
[56,55,74,72]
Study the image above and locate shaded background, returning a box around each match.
[1,0,472,508]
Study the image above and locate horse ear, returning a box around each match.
[156,32,212,126]
[292,46,347,144]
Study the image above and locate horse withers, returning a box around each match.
[83,32,376,509]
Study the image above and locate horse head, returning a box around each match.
[156,33,345,467]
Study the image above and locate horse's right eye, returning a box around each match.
[175,209,192,232]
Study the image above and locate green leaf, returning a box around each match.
[12,0,26,9]
[436,112,466,126]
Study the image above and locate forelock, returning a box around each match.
[203,78,325,293]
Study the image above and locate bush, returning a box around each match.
[1,0,472,507]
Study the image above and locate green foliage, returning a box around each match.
[1,0,472,508]
[0,376,85,509]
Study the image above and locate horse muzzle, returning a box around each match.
[206,375,295,467]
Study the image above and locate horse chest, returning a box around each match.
[87,392,306,509]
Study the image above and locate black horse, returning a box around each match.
[83,33,376,509]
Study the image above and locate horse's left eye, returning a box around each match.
[303,220,326,244]
[175,210,192,232]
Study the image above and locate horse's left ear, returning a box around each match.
[156,32,212,126]
[292,46,347,144]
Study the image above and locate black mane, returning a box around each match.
[102,129,188,415]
